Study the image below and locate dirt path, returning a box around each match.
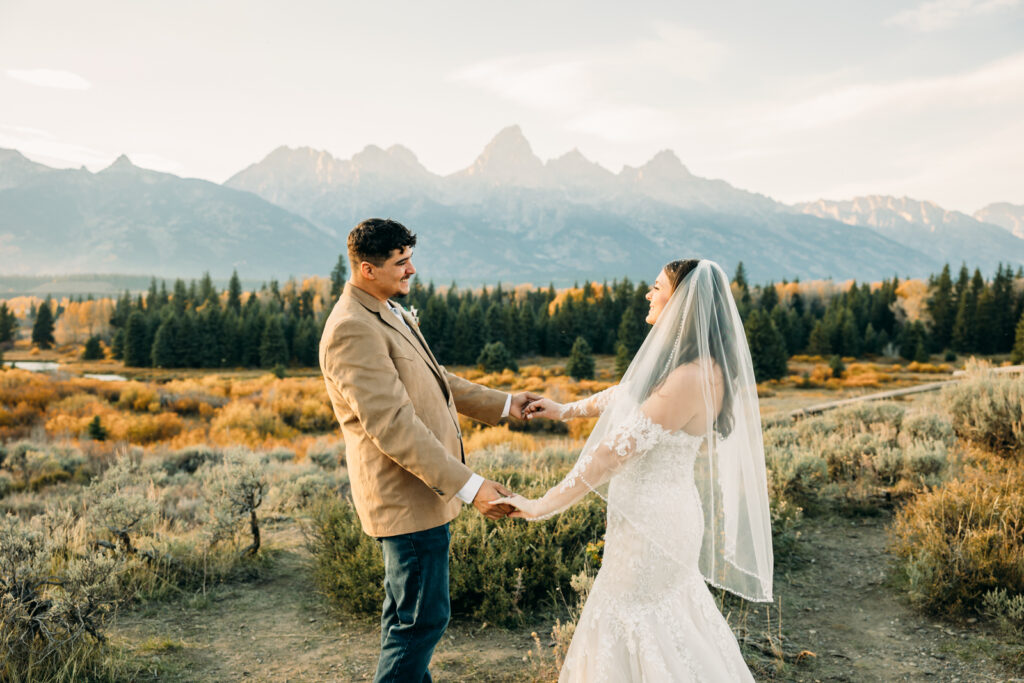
[111,525,539,682]
[110,518,1021,682]
[752,515,1021,682]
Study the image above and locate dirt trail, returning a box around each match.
[111,525,535,682]
[757,516,1021,682]
[111,518,1021,682]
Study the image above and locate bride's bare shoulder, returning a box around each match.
[664,361,723,388]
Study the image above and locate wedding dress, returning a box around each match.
[556,392,754,682]
[502,261,773,682]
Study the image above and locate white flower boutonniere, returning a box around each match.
[408,306,420,326]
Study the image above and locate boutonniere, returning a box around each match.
[408,306,420,326]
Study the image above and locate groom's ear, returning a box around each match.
[359,261,377,280]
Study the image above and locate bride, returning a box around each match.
[498,259,774,682]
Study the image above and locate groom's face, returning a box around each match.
[375,246,416,298]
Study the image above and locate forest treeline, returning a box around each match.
[3,260,1023,380]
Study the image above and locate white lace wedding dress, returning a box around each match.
[557,390,755,682]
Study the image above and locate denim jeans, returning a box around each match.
[373,523,451,683]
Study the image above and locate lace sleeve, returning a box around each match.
[559,386,618,420]
[529,406,669,519]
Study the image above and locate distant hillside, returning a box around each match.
[795,196,1024,274]
[0,153,338,279]
[226,126,939,284]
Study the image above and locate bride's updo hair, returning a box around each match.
[664,259,701,292]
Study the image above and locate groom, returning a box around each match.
[319,218,536,682]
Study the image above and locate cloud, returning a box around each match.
[0,124,111,168]
[566,107,681,143]
[762,50,1024,131]
[885,0,1020,32]
[449,22,727,142]
[6,68,92,90]
[450,57,591,112]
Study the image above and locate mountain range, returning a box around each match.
[1,127,1022,285]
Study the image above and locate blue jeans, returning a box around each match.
[373,523,451,683]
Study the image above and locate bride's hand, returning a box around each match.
[524,397,564,421]
[493,494,544,521]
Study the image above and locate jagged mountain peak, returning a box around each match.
[102,154,138,172]
[456,125,544,185]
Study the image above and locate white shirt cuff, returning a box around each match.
[502,393,511,418]
[456,473,485,504]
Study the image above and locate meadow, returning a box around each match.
[1,344,1023,681]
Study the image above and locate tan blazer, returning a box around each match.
[319,283,507,537]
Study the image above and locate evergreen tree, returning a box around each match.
[565,336,595,380]
[1012,310,1024,364]
[87,416,108,441]
[172,279,189,314]
[616,288,648,356]
[807,319,832,355]
[291,317,319,366]
[259,315,289,368]
[123,311,150,367]
[227,270,243,313]
[199,271,218,306]
[330,254,348,303]
[745,309,788,380]
[175,313,200,367]
[477,341,518,373]
[926,264,955,351]
[0,302,18,344]
[758,283,779,312]
[614,342,631,378]
[151,317,179,368]
[829,354,845,378]
[82,335,104,360]
[31,297,56,349]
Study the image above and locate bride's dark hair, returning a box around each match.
[659,259,738,436]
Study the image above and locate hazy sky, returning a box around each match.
[1,0,1022,212]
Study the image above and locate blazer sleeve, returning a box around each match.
[323,318,473,501]
[444,369,508,426]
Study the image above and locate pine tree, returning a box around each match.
[1012,310,1024,364]
[0,302,18,343]
[259,315,289,368]
[227,270,243,313]
[87,416,108,441]
[614,342,631,378]
[926,264,955,351]
[477,341,518,373]
[565,336,595,380]
[151,317,179,368]
[82,335,104,360]
[745,309,788,380]
[123,311,150,367]
[31,297,56,349]
[330,254,347,303]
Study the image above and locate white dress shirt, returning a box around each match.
[387,300,510,504]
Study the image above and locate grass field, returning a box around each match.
[2,343,1022,681]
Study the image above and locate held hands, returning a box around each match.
[493,493,543,520]
[509,391,544,419]
[473,479,516,520]
[523,397,564,421]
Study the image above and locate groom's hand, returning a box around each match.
[509,391,543,420]
[473,479,514,520]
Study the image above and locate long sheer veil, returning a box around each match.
[578,260,774,602]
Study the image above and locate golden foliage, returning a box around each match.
[464,425,538,453]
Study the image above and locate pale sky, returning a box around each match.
[1,0,1022,213]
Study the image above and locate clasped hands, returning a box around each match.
[471,392,565,521]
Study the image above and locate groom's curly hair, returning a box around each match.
[348,218,418,269]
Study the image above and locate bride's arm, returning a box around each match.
[525,386,618,421]
[505,370,698,520]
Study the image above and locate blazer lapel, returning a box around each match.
[345,285,450,396]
